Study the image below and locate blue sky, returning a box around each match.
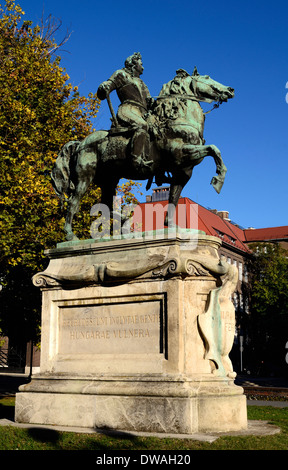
[18,0,288,229]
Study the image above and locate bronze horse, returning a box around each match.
[51,67,234,241]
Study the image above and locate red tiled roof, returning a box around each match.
[135,197,251,253]
[244,226,288,242]
[135,196,287,252]
[191,200,250,253]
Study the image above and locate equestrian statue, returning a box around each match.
[51,52,234,241]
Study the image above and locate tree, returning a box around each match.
[247,242,288,375]
[0,1,141,346]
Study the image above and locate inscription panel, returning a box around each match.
[58,300,163,355]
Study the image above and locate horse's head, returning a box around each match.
[191,66,234,104]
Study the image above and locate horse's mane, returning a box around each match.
[159,69,192,96]
[154,71,193,121]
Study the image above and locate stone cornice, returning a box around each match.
[33,232,228,288]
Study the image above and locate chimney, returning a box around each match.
[217,211,230,221]
[151,186,170,202]
[209,209,230,221]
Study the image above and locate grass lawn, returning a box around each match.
[0,396,287,451]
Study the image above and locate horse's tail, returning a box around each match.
[51,140,80,204]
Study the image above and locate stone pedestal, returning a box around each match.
[15,231,247,434]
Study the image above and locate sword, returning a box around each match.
[106,94,119,128]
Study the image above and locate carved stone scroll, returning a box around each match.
[33,252,230,287]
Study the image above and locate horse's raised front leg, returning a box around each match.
[182,143,227,194]
[208,144,227,194]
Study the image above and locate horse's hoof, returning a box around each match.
[210,176,224,194]
[66,232,79,241]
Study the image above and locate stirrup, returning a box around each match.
[142,159,153,168]
[133,155,153,168]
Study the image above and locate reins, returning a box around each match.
[154,73,224,115]
[203,101,222,115]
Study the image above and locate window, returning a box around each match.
[239,293,243,311]
[243,264,248,282]
[227,235,236,244]
[233,292,238,309]
[238,262,243,281]
[214,228,224,239]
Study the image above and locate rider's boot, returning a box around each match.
[131,130,153,170]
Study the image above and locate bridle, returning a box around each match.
[155,74,224,115]
[190,74,224,114]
